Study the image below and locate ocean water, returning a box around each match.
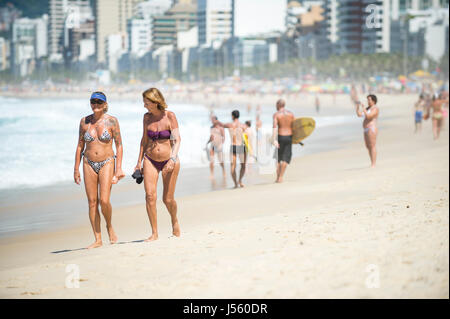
[0,96,361,191]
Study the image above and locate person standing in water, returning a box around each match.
[135,88,181,241]
[214,110,247,188]
[356,94,379,168]
[206,115,226,179]
[74,92,125,249]
[272,99,294,183]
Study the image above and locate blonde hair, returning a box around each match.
[142,88,168,111]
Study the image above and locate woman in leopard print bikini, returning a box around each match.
[73,92,125,249]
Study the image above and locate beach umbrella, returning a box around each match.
[411,70,432,78]
[307,85,322,93]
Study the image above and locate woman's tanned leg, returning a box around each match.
[83,159,102,249]
[98,159,117,244]
[162,161,181,237]
[143,157,160,241]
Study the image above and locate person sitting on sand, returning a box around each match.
[73,92,125,249]
[272,99,295,183]
[356,94,379,168]
[134,88,181,242]
[206,115,226,179]
[213,110,247,188]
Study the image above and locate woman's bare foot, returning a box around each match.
[87,241,102,249]
[144,234,158,242]
[172,220,181,237]
[107,226,118,244]
[239,181,245,187]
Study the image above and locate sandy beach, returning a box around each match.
[0,93,448,298]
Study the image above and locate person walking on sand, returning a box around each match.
[214,110,247,188]
[414,93,426,133]
[356,94,379,168]
[206,115,226,179]
[427,92,449,140]
[272,99,294,183]
[74,92,125,249]
[135,88,181,242]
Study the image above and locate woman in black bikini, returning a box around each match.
[135,88,181,242]
[74,92,125,249]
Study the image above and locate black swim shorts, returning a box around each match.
[230,145,246,155]
[277,135,292,164]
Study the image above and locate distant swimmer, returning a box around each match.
[414,93,426,133]
[206,115,226,179]
[272,99,295,183]
[73,92,125,249]
[135,88,181,241]
[356,94,379,168]
[214,110,247,188]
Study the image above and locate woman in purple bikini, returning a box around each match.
[135,88,181,242]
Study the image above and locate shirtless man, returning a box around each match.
[272,99,295,183]
[214,110,247,188]
[206,115,226,178]
[356,94,379,168]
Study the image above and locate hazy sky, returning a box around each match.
[234,0,287,36]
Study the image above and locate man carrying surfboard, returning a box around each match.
[272,99,295,183]
[213,110,248,188]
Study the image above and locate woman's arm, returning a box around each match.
[110,116,125,180]
[74,118,85,184]
[355,101,363,117]
[136,114,148,171]
[168,111,181,160]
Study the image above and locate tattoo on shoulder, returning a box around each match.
[106,117,116,128]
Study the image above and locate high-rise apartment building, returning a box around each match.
[94,0,142,64]
[197,0,234,46]
[128,18,152,56]
[136,0,173,19]
[152,0,197,49]
[49,0,91,61]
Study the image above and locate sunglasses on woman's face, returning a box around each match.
[90,99,104,105]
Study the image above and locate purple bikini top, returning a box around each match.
[147,130,171,141]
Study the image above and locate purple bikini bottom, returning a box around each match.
[145,153,169,172]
